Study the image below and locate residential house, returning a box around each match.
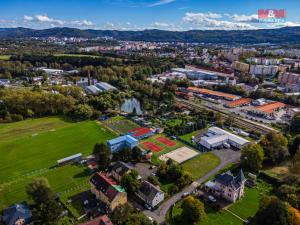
[204,169,246,203]
[90,173,127,211]
[110,161,133,182]
[136,181,164,208]
[79,215,113,225]
[2,202,32,225]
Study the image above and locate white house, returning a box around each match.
[204,169,246,203]
[136,181,164,208]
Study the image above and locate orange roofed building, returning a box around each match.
[250,101,285,116]
[225,98,252,108]
[187,87,240,101]
[80,215,113,225]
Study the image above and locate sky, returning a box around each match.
[0,0,300,30]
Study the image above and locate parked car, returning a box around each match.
[145,204,152,210]
[181,192,189,198]
[147,216,154,222]
[208,195,217,203]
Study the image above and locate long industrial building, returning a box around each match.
[200,127,250,150]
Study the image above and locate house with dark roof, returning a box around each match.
[90,173,127,211]
[204,169,246,203]
[79,215,113,225]
[2,202,32,225]
[110,161,133,182]
[136,181,164,208]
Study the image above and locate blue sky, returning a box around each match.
[0,0,299,30]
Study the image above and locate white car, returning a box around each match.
[208,195,217,203]
[147,216,154,222]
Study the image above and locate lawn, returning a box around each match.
[181,152,221,180]
[139,134,184,164]
[168,180,272,225]
[179,129,204,144]
[0,117,116,210]
[103,116,140,134]
[0,55,11,60]
[0,164,91,211]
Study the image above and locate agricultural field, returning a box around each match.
[139,134,184,164]
[0,55,11,60]
[168,180,272,225]
[0,117,115,210]
[181,152,221,180]
[102,116,140,134]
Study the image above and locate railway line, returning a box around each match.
[176,98,277,135]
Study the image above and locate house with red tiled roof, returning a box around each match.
[80,215,113,225]
[90,173,127,211]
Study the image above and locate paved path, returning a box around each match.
[143,150,241,224]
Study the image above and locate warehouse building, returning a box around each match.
[187,87,240,101]
[107,135,139,153]
[85,82,117,94]
[200,127,250,150]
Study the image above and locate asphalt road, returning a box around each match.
[143,149,241,224]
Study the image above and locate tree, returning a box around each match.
[291,115,300,134]
[148,175,160,186]
[111,203,134,225]
[121,170,140,195]
[132,147,142,162]
[93,143,111,171]
[57,216,74,225]
[288,206,300,225]
[260,132,289,165]
[225,116,235,127]
[26,177,54,205]
[241,143,264,172]
[290,150,300,176]
[26,177,62,225]
[277,185,300,209]
[124,213,152,225]
[289,135,300,156]
[69,104,93,121]
[252,196,290,225]
[179,196,206,225]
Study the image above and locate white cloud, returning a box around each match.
[183,12,257,30]
[149,0,175,7]
[267,21,300,28]
[229,14,259,23]
[23,15,33,21]
[70,20,94,27]
[23,14,95,28]
[24,14,64,25]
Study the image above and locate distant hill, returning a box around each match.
[1,26,300,44]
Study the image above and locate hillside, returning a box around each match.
[0,26,300,44]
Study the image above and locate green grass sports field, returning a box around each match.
[0,117,115,210]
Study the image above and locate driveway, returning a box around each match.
[143,149,241,224]
[133,162,156,180]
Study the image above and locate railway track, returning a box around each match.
[176,98,277,135]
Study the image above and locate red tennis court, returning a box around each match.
[156,137,176,147]
[142,141,163,152]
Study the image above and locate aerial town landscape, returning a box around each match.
[1,0,300,225]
